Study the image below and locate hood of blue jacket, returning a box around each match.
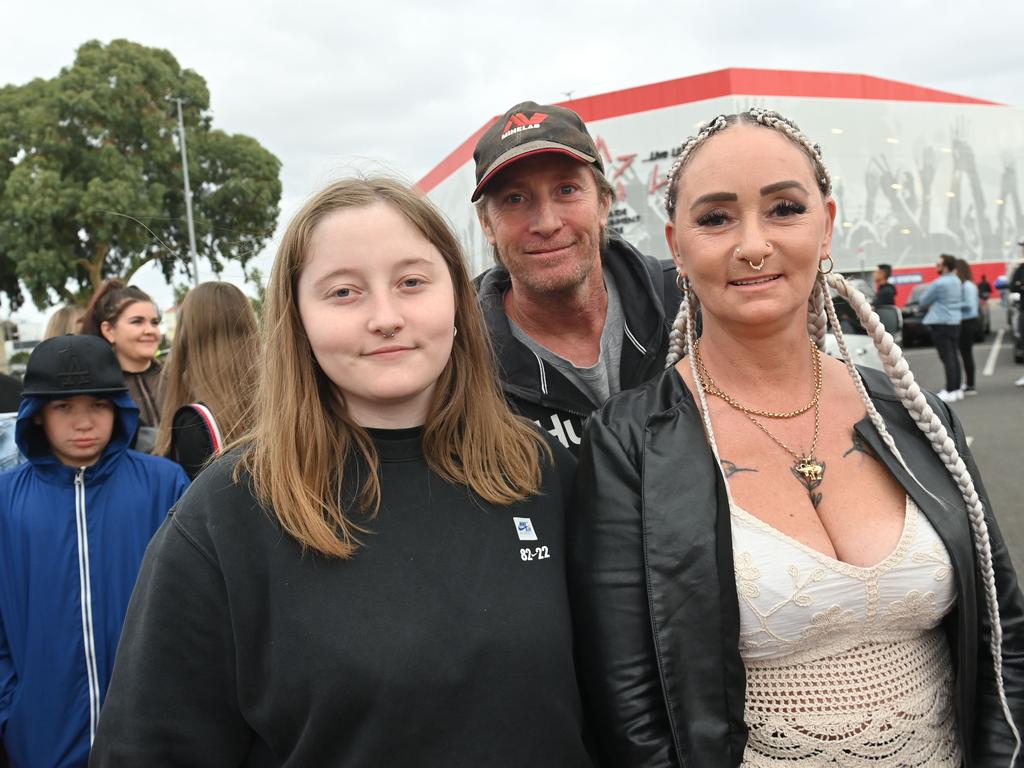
[15,392,139,481]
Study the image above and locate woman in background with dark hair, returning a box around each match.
[155,281,260,479]
[955,258,980,396]
[81,279,164,448]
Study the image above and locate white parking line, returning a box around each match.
[982,329,1005,377]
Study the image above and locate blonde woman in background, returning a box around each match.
[570,108,1023,767]
[42,304,84,339]
[91,177,593,767]
[154,282,259,479]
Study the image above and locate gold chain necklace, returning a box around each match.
[694,337,822,418]
[693,340,826,509]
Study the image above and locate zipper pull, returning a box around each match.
[75,467,85,487]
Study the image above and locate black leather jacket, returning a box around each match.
[570,365,1024,767]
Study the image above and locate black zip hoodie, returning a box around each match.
[476,232,680,455]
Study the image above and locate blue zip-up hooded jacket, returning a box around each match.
[0,391,189,768]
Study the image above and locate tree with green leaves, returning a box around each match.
[0,39,282,310]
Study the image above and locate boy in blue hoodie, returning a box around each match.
[0,335,189,768]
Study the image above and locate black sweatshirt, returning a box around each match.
[90,428,593,768]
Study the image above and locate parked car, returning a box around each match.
[900,283,990,346]
[822,278,898,371]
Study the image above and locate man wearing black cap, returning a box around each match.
[473,100,679,455]
[0,335,189,768]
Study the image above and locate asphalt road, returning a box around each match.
[896,305,1024,573]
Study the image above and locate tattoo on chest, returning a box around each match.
[842,431,877,462]
[720,459,758,478]
[791,458,824,510]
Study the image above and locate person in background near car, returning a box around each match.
[472,101,680,456]
[0,335,188,768]
[1011,239,1024,387]
[90,178,594,767]
[81,280,164,452]
[920,254,963,402]
[154,282,260,480]
[873,263,896,306]
[954,258,980,396]
[43,304,85,339]
[978,274,992,302]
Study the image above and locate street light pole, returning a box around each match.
[174,97,200,287]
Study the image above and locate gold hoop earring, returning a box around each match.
[818,254,834,275]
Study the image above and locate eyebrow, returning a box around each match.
[689,180,810,211]
[689,192,737,210]
[760,180,809,196]
[310,257,437,288]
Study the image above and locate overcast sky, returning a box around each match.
[5,0,1024,324]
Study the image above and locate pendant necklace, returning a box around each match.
[693,339,826,509]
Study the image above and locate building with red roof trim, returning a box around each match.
[419,68,1024,301]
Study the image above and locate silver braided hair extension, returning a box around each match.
[681,281,726,464]
[666,274,693,368]
[828,272,1022,762]
[807,276,828,351]
[821,274,910,470]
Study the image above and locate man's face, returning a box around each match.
[35,395,116,468]
[477,153,610,296]
[873,267,886,285]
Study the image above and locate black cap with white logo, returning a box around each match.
[471,100,603,202]
[22,335,128,397]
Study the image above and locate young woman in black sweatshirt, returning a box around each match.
[90,177,593,768]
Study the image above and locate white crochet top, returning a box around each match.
[731,496,961,766]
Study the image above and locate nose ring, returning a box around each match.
[735,241,772,271]
[379,328,397,339]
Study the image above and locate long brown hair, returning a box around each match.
[155,281,259,457]
[237,176,550,559]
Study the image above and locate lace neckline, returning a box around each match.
[730,495,916,578]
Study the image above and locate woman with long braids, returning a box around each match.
[570,109,1024,767]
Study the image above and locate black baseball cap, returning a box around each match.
[471,100,603,202]
[22,335,128,397]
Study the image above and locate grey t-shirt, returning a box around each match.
[508,267,624,408]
